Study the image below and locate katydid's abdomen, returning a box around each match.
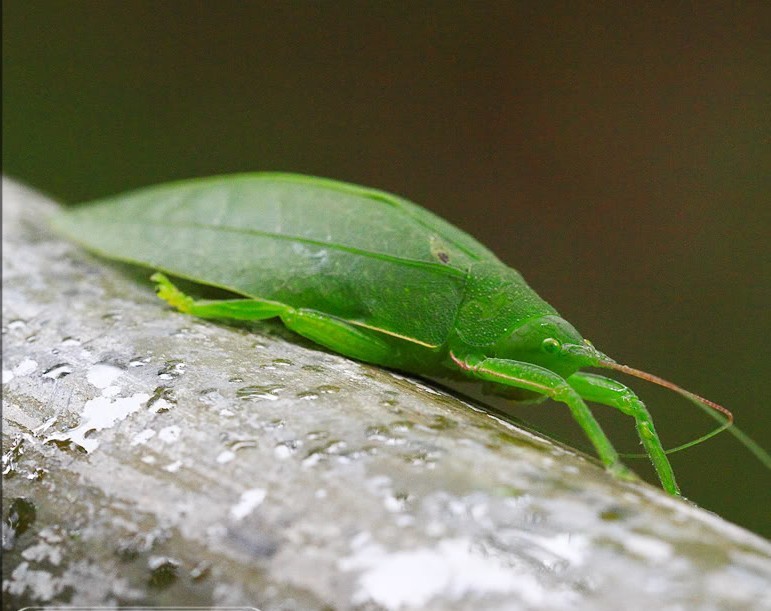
[54,172,767,496]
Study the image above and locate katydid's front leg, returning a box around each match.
[567,371,680,495]
[451,353,634,482]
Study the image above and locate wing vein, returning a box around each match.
[92,219,469,278]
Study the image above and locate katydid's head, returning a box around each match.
[493,315,609,378]
[493,315,743,459]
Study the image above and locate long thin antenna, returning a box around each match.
[597,360,771,470]
[598,361,733,424]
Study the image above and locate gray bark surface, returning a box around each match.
[3,176,770,610]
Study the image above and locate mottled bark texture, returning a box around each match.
[3,177,770,610]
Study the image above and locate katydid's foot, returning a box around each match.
[606,463,682,497]
[567,371,681,496]
[151,272,194,313]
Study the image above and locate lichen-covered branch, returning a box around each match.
[3,177,770,610]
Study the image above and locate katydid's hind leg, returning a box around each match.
[152,273,392,362]
[452,354,633,481]
[151,272,287,321]
[567,372,680,495]
[281,309,392,364]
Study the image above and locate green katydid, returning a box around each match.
[52,172,770,495]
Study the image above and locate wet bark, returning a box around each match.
[3,177,770,610]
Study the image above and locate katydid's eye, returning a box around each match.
[542,338,561,354]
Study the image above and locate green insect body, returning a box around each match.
[54,172,745,495]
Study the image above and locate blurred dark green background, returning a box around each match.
[4,2,769,537]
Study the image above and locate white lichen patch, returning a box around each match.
[163,460,183,473]
[16,357,39,376]
[5,357,39,382]
[45,392,150,453]
[157,425,181,443]
[5,561,65,601]
[515,531,590,568]
[339,536,579,609]
[216,450,236,464]
[622,534,672,562]
[130,428,156,446]
[21,540,63,566]
[86,362,123,389]
[230,488,267,521]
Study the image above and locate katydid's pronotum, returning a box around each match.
[52,173,771,495]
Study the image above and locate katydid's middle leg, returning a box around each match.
[567,371,680,495]
[451,354,634,481]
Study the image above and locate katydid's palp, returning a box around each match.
[52,172,771,495]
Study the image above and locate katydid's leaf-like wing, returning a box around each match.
[53,173,497,346]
